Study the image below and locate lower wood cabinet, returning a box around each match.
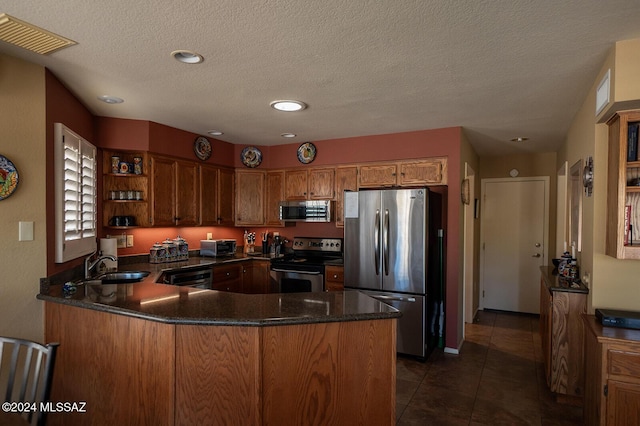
[584,315,640,426]
[243,259,272,294]
[539,273,587,399]
[45,302,396,425]
[212,263,243,292]
[325,265,344,291]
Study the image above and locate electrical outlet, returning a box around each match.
[207,232,213,240]
[126,235,134,247]
[116,235,127,248]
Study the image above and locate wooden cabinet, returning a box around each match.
[309,168,335,199]
[150,155,199,226]
[606,110,640,259]
[334,166,358,227]
[325,265,344,291]
[265,170,285,226]
[358,158,447,188]
[102,150,150,228]
[200,165,235,226]
[284,168,335,200]
[235,170,265,226]
[358,163,397,188]
[539,273,587,399]
[175,160,199,226]
[243,260,272,294]
[583,315,640,425]
[212,263,243,292]
[398,160,445,186]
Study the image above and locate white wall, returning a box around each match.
[0,54,46,342]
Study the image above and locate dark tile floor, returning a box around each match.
[396,310,584,425]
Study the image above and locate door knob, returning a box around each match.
[532,253,541,257]
[535,243,541,247]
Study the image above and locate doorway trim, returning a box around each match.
[463,163,477,330]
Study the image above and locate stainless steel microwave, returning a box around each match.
[200,239,237,257]
[279,200,332,222]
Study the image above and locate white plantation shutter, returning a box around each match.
[55,123,97,263]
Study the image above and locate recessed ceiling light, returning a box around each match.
[270,100,307,112]
[97,95,124,104]
[510,137,529,142]
[171,50,204,64]
[281,133,297,138]
[208,130,223,136]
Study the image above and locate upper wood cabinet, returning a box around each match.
[150,155,199,227]
[309,168,335,199]
[200,165,235,226]
[284,168,335,200]
[235,170,265,226]
[358,164,397,188]
[606,110,640,259]
[265,170,285,226]
[335,166,358,227]
[358,158,447,188]
[399,160,445,186]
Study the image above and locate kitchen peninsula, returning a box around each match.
[38,278,399,425]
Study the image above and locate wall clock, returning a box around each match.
[193,136,212,161]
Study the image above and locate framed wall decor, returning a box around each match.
[0,154,19,200]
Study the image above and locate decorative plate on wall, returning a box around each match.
[0,154,19,200]
[297,142,316,164]
[193,136,212,161]
[241,146,262,168]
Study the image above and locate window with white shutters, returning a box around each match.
[54,123,97,263]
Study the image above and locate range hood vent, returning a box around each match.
[0,13,76,55]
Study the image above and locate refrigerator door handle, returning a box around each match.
[370,294,417,303]
[374,209,380,275]
[383,209,390,276]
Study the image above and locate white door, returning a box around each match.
[480,178,548,314]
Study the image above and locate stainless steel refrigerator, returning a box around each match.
[344,187,444,359]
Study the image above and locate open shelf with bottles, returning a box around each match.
[103,150,150,228]
[606,111,640,259]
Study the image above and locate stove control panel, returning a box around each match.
[292,237,342,253]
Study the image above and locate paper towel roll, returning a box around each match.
[100,238,118,270]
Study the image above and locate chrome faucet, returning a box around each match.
[84,251,117,279]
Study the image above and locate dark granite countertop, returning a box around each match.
[540,265,589,294]
[38,253,400,326]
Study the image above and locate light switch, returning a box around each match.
[19,221,34,241]
[126,235,134,247]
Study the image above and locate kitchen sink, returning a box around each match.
[93,271,150,283]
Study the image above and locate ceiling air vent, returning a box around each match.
[0,13,76,55]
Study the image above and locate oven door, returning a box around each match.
[270,268,324,292]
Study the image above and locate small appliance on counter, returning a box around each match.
[200,239,237,257]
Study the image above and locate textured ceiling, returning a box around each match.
[2,1,640,156]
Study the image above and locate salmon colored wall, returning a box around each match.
[46,70,96,276]
[94,117,150,151]
[95,118,236,167]
[234,127,459,169]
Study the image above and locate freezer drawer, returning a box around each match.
[359,290,426,358]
